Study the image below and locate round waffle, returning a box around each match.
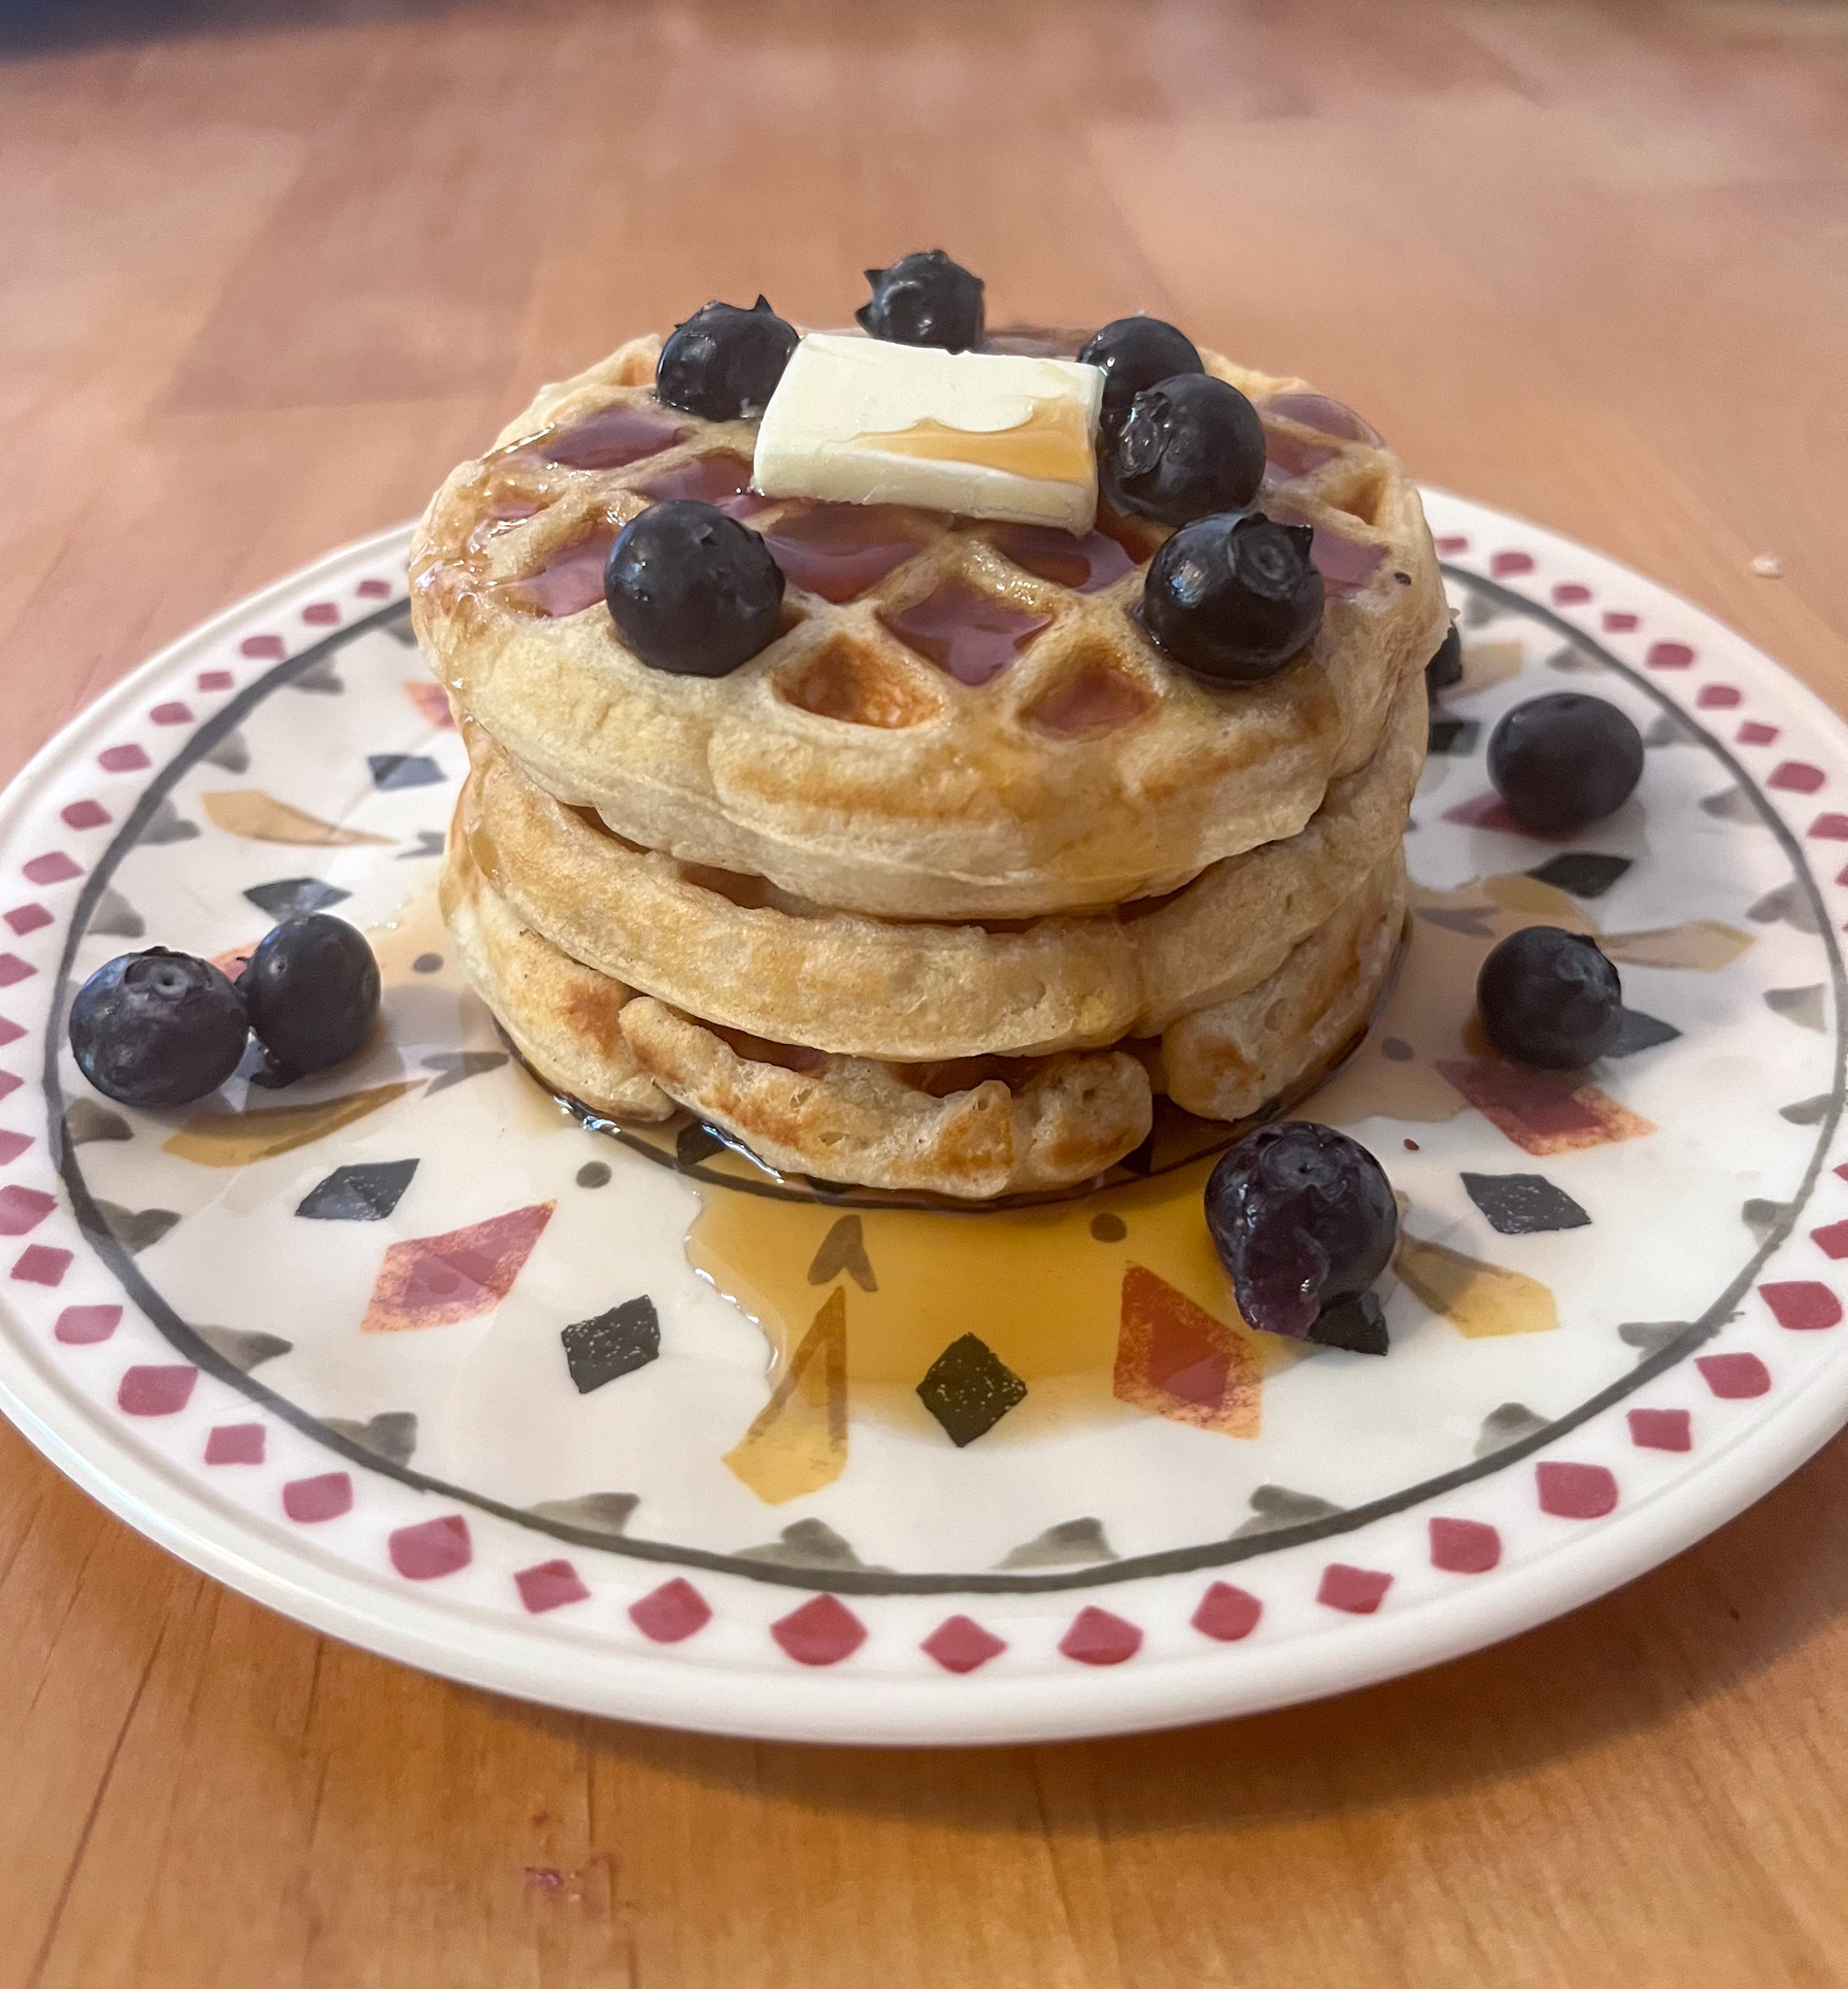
[412,333,1445,920]
[440,828,1405,1199]
[1162,848,1406,1122]
[458,675,1425,1062]
[439,833,673,1123]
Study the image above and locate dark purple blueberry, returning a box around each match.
[1487,692,1643,834]
[1141,511,1324,683]
[655,297,799,421]
[1425,623,1462,697]
[605,499,784,676]
[856,251,985,352]
[69,948,248,1108]
[1104,374,1265,526]
[242,914,380,1076]
[1204,1123,1399,1345]
[1477,926,1623,1068]
[1077,316,1203,429]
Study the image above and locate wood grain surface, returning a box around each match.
[3,3,1846,1983]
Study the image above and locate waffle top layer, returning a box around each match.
[411,333,1445,920]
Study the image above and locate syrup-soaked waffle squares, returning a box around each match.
[456,675,1424,1062]
[412,338,1443,921]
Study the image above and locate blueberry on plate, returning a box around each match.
[1077,316,1203,430]
[1141,511,1324,683]
[69,948,249,1108]
[1425,623,1462,697]
[1104,373,1265,526]
[1487,691,1643,834]
[242,914,381,1076]
[856,251,985,352]
[1205,1122,1398,1350]
[605,499,785,676]
[655,297,800,421]
[1477,925,1622,1067]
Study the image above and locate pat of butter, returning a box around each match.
[753,333,1105,531]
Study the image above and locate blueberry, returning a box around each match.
[655,297,799,421]
[1487,692,1643,834]
[604,500,784,676]
[242,914,381,1076]
[1204,1122,1398,1345]
[856,251,985,352]
[1077,316,1203,430]
[1104,374,1265,526]
[1425,623,1462,697]
[69,948,248,1109]
[1141,512,1324,683]
[1477,926,1622,1068]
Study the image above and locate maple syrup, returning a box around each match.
[989,523,1136,593]
[1025,661,1154,736]
[851,399,1093,486]
[505,528,616,618]
[533,402,689,472]
[637,452,771,518]
[759,503,930,602]
[878,579,1051,687]
[1261,392,1382,447]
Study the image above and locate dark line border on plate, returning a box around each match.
[41,567,1848,1596]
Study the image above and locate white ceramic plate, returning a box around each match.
[0,494,1844,1745]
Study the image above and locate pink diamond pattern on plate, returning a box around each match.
[1536,1461,1618,1518]
[0,1130,33,1163]
[283,1472,353,1523]
[241,635,285,659]
[770,1594,866,1666]
[628,1578,711,1644]
[1759,1280,1841,1331]
[388,1514,472,1579]
[516,1560,590,1613]
[1646,642,1694,670]
[205,1423,266,1465]
[61,800,110,829]
[0,955,37,986]
[1628,1408,1692,1452]
[55,1303,119,1343]
[0,1185,55,1234]
[1769,761,1826,793]
[922,1615,1007,1673]
[1318,1565,1393,1613]
[1696,684,1740,708]
[12,1245,71,1286]
[1697,1352,1771,1399]
[150,702,192,726]
[1059,1606,1142,1665]
[1428,1517,1501,1573]
[1192,1582,1262,1640]
[118,1365,197,1415]
[5,906,52,935]
[23,853,81,885]
[1603,611,1638,633]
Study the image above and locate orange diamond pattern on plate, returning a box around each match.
[1113,1264,1260,1437]
[1433,1059,1654,1157]
[360,1201,554,1332]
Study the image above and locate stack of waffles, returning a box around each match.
[410,334,1446,1198]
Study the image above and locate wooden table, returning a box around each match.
[3,3,1846,1981]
